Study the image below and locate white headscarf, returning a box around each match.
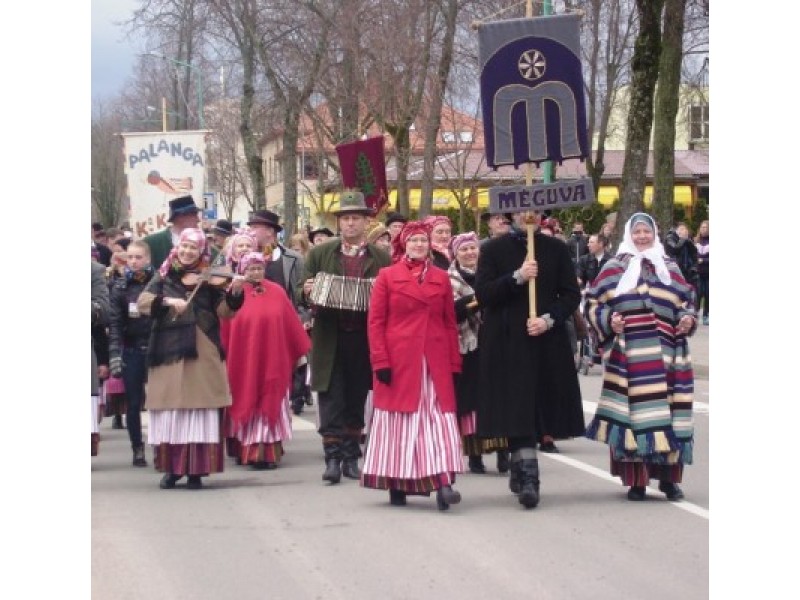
[613,213,671,295]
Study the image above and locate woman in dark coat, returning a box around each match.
[474,212,584,509]
[447,232,509,474]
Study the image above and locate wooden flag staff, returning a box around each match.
[525,0,537,319]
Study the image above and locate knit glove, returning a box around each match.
[109,356,124,379]
[375,368,392,385]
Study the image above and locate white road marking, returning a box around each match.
[541,451,710,519]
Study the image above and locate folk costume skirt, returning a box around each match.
[224,390,294,465]
[361,360,464,494]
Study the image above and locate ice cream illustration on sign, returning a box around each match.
[147,170,193,195]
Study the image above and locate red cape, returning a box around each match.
[224,280,311,427]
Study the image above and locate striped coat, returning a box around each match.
[583,253,697,465]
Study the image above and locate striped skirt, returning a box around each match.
[148,408,225,476]
[361,361,464,493]
[224,392,293,465]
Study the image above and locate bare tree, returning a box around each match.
[91,101,127,227]
[616,0,664,247]
[651,0,686,233]
[418,0,460,218]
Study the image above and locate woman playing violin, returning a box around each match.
[137,228,245,490]
[219,252,311,470]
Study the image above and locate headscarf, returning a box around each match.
[391,220,432,263]
[159,227,209,277]
[450,231,479,262]
[423,215,452,260]
[225,229,257,265]
[237,251,266,275]
[613,212,671,295]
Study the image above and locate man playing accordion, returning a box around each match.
[298,190,391,484]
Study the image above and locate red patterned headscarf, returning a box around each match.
[237,251,267,275]
[159,227,209,276]
[391,220,431,263]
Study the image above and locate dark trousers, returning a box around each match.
[121,346,147,448]
[697,274,709,317]
[317,330,372,441]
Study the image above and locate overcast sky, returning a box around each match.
[92,0,140,101]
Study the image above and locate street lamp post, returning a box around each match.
[143,52,205,129]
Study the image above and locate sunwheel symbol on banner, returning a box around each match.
[518,49,546,81]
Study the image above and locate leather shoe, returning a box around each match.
[436,485,461,511]
[186,475,203,490]
[658,481,685,501]
[539,440,559,453]
[389,489,407,506]
[627,486,646,501]
[159,474,182,489]
[322,459,342,484]
[468,455,486,474]
[496,450,510,474]
[132,445,147,467]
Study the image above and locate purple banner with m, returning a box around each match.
[479,14,589,169]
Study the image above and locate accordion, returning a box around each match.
[309,272,376,312]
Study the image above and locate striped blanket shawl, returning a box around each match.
[583,254,696,465]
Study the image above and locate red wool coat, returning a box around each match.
[368,261,462,413]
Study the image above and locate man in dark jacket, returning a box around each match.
[298,190,391,484]
[664,222,699,291]
[576,233,611,290]
[142,196,201,270]
[474,210,584,509]
[565,220,589,267]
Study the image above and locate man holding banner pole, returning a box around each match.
[474,209,584,509]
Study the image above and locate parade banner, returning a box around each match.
[479,14,589,169]
[335,136,388,214]
[122,131,207,237]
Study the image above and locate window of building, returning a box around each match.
[441,131,456,143]
[459,131,474,143]
[689,104,709,141]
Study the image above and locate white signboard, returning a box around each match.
[122,131,208,238]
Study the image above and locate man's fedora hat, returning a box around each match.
[247,209,283,233]
[212,219,234,237]
[167,195,201,222]
[308,227,335,243]
[333,189,373,216]
[384,211,408,227]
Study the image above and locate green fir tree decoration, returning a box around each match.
[355,152,376,198]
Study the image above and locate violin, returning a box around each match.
[181,266,236,289]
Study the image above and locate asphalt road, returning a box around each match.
[91,328,709,600]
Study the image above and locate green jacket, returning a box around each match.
[142,228,174,271]
[297,239,391,391]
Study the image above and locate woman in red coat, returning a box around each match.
[362,221,464,510]
[220,252,311,469]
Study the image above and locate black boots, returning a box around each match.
[468,455,486,474]
[510,449,540,508]
[658,481,684,501]
[496,449,510,473]
[322,442,342,484]
[132,444,147,467]
[389,489,407,506]
[340,437,362,480]
[159,474,182,489]
[112,414,124,430]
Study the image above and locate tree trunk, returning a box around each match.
[617,0,664,247]
[282,106,302,239]
[651,0,686,236]
[419,0,459,218]
[239,46,265,212]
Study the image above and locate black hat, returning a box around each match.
[385,211,408,227]
[247,209,283,232]
[167,195,201,222]
[481,211,513,222]
[212,219,234,237]
[308,227,335,243]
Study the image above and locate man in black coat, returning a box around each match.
[474,210,584,509]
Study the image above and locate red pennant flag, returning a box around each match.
[335,136,388,214]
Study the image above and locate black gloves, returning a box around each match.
[375,368,392,385]
[109,356,124,379]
